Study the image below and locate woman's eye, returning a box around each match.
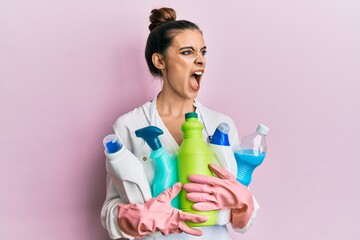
[181,50,192,55]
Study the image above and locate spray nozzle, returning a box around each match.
[135,126,164,151]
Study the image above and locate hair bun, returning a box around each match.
[148,7,176,31]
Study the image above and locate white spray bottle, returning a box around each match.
[103,134,152,203]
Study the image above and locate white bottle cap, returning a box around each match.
[218,122,230,134]
[256,123,270,136]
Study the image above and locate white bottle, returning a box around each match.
[209,122,237,177]
[209,122,238,225]
[103,134,152,203]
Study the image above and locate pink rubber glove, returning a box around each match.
[184,164,254,228]
[117,182,207,238]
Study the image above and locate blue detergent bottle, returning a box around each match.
[135,126,179,208]
[234,123,270,186]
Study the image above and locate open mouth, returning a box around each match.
[190,71,203,91]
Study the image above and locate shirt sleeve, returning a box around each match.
[230,195,260,233]
[101,176,135,239]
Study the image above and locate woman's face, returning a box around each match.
[160,29,207,100]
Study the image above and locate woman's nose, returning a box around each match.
[195,54,205,65]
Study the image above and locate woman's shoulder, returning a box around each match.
[113,101,151,130]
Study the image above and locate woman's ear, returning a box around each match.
[152,53,165,70]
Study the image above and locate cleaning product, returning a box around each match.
[103,134,152,204]
[234,123,270,186]
[209,122,238,225]
[209,122,238,177]
[177,112,216,227]
[135,126,179,208]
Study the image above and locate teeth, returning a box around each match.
[194,71,203,76]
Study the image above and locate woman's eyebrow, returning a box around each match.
[179,46,194,51]
[179,46,207,51]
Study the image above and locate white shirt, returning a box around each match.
[101,97,259,240]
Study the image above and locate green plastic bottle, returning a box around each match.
[177,112,216,227]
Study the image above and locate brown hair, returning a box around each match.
[145,7,202,77]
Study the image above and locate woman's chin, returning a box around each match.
[187,90,199,100]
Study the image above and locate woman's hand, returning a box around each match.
[117,182,207,238]
[184,164,254,228]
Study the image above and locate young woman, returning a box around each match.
[101,7,259,240]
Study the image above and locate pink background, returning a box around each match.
[1,0,359,239]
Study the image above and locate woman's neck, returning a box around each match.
[156,91,196,118]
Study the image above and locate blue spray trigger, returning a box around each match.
[135,126,164,150]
